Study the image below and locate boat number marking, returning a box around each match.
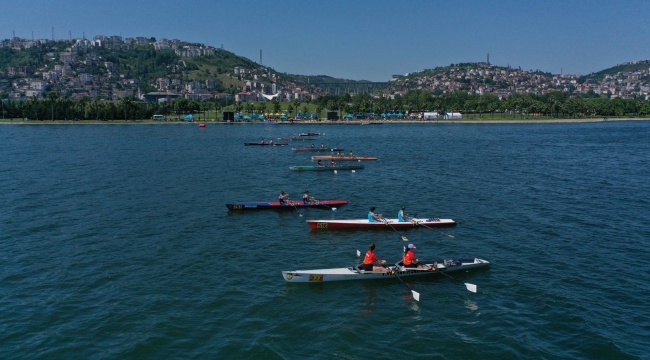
[317,222,328,229]
[231,205,243,210]
[309,274,324,281]
[286,274,293,280]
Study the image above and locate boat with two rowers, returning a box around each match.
[311,155,377,161]
[282,258,489,283]
[244,142,289,146]
[292,147,344,152]
[307,217,456,230]
[290,164,364,171]
[226,199,348,211]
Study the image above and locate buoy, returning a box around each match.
[199,123,206,127]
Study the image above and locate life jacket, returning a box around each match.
[364,250,376,265]
[403,250,414,265]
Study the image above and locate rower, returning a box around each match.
[397,206,408,222]
[362,243,388,272]
[320,143,325,149]
[402,244,425,269]
[330,159,337,166]
[292,134,297,139]
[260,138,265,144]
[303,190,313,204]
[311,143,315,148]
[349,150,354,157]
[269,139,274,145]
[368,207,382,222]
[336,151,343,157]
[316,160,325,167]
[279,191,289,204]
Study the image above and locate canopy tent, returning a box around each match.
[258,115,265,120]
[345,114,353,119]
[244,115,252,120]
[184,114,194,121]
[280,115,287,119]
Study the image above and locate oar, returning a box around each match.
[431,266,477,293]
[313,199,337,211]
[382,218,408,241]
[288,200,303,217]
[391,266,420,301]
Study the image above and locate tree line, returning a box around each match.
[2,90,649,121]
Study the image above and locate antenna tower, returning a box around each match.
[260,49,262,65]
[52,27,54,41]
[487,53,490,66]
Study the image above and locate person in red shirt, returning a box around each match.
[403,243,423,268]
[362,243,388,272]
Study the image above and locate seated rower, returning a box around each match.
[303,190,313,204]
[397,206,408,222]
[320,143,325,149]
[362,243,388,272]
[311,143,316,148]
[330,159,337,166]
[368,207,382,222]
[260,138,265,144]
[316,160,325,167]
[279,191,289,204]
[402,244,426,269]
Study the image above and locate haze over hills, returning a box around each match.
[1,34,649,102]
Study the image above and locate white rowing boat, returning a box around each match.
[282,258,489,282]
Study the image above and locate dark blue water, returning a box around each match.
[1,122,649,359]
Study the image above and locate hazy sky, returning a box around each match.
[4,0,650,81]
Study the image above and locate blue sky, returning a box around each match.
[4,0,650,81]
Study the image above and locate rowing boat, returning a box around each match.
[289,165,364,171]
[282,258,489,282]
[299,132,320,136]
[244,142,289,146]
[306,217,456,230]
[311,155,378,161]
[226,199,348,210]
[292,147,345,152]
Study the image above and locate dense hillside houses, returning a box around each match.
[387,62,650,100]
[1,34,650,109]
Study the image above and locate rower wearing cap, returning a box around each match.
[403,244,423,268]
[316,160,325,167]
[311,143,316,148]
[397,206,408,222]
[362,243,388,272]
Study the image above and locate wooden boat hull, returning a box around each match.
[292,147,344,152]
[289,165,364,171]
[311,155,377,161]
[226,200,348,210]
[282,258,489,282]
[307,218,456,230]
[245,142,289,146]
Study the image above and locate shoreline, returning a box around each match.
[0,118,648,125]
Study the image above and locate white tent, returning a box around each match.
[444,112,462,120]
[423,112,439,120]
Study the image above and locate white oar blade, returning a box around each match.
[465,283,477,293]
[412,290,420,301]
[332,207,337,211]
[356,249,361,257]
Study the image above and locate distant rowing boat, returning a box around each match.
[292,147,344,152]
[289,165,364,171]
[311,155,377,161]
[226,199,348,210]
[306,217,456,230]
[245,142,289,146]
